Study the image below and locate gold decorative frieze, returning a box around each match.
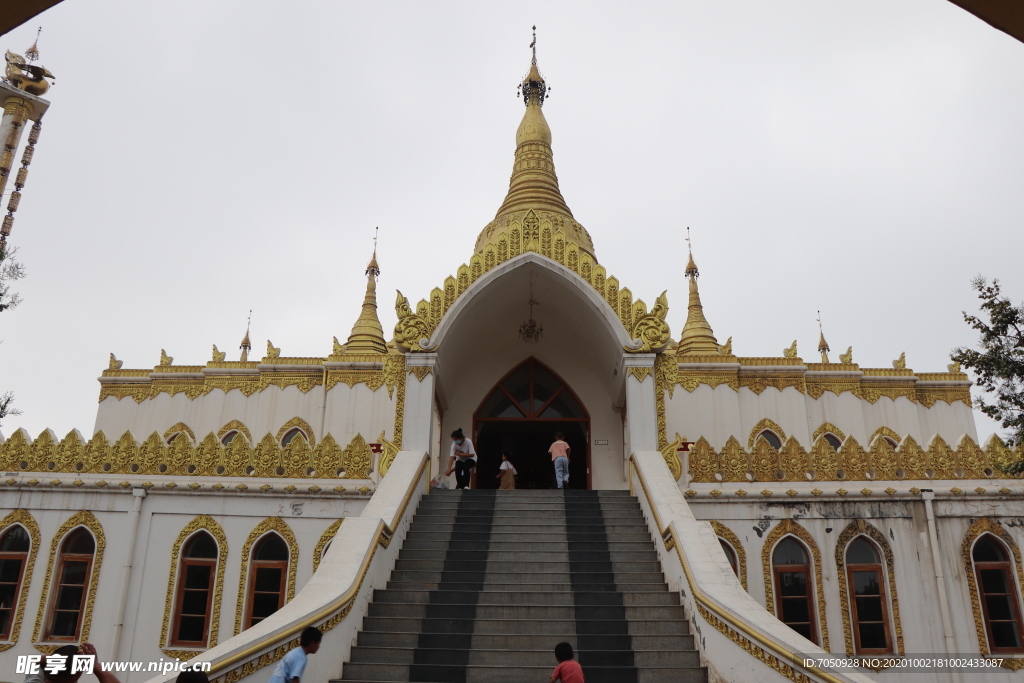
[0,428,392,479]
[748,419,787,451]
[409,366,434,382]
[163,422,195,444]
[627,366,652,382]
[275,417,316,448]
[392,229,669,352]
[686,432,1022,483]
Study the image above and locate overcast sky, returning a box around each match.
[1,0,1021,443]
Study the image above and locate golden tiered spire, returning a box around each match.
[343,235,387,355]
[475,27,596,260]
[677,231,720,356]
[239,311,252,361]
[817,311,831,363]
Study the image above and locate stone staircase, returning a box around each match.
[336,489,707,683]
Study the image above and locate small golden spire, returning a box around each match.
[677,235,720,356]
[25,27,41,62]
[684,227,699,278]
[343,238,387,354]
[817,311,830,363]
[239,310,252,361]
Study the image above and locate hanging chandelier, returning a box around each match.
[519,275,543,344]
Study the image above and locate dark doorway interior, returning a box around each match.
[476,421,588,489]
[472,358,590,489]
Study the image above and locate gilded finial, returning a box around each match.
[948,361,961,373]
[892,352,906,370]
[343,239,388,354]
[267,340,281,359]
[718,337,733,355]
[366,227,380,277]
[816,311,830,363]
[4,28,54,96]
[839,346,853,364]
[159,349,173,366]
[783,340,798,358]
[25,27,41,62]
[684,227,699,278]
[108,353,123,370]
[530,25,537,66]
[517,26,548,107]
[239,310,252,361]
[211,344,226,362]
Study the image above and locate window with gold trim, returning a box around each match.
[281,428,308,447]
[221,431,241,446]
[170,532,219,647]
[0,525,30,640]
[972,534,1024,653]
[772,536,817,644]
[757,430,782,450]
[44,528,95,641]
[244,533,289,629]
[822,433,842,451]
[845,537,892,653]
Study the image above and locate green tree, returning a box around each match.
[0,242,25,427]
[952,276,1024,450]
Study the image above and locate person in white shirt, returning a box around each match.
[445,428,477,489]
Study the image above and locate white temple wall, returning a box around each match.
[0,488,367,681]
[689,497,1024,682]
[665,384,978,451]
[323,382,399,446]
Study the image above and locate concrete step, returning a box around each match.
[338,663,706,683]
[401,539,654,550]
[426,490,634,497]
[387,570,668,584]
[416,501,643,511]
[371,589,679,607]
[358,617,690,636]
[366,602,685,620]
[397,549,659,562]
[347,645,700,667]
[393,559,662,572]
[404,530,653,541]
[383,581,670,592]
[408,520,650,532]
[356,632,695,650]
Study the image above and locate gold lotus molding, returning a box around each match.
[32,511,105,652]
[627,366,653,382]
[761,519,830,652]
[160,516,228,658]
[99,352,407,404]
[658,352,970,406]
[409,366,434,382]
[392,215,670,353]
[276,418,316,448]
[233,517,299,637]
[710,520,747,592]
[834,520,904,658]
[686,433,1021,484]
[0,428,391,479]
[0,510,40,651]
[961,518,1024,670]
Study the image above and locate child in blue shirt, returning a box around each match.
[268,627,321,683]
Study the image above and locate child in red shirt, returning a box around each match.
[550,642,585,683]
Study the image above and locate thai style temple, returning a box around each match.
[1,32,1022,683]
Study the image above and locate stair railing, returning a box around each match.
[629,450,878,683]
[143,450,431,683]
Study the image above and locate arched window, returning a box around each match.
[884,437,898,449]
[823,433,842,451]
[719,539,739,578]
[845,537,892,653]
[772,537,817,644]
[245,533,288,629]
[171,532,218,647]
[0,525,30,639]
[281,428,307,447]
[166,432,185,445]
[221,431,240,446]
[757,430,782,450]
[44,528,95,641]
[972,535,1024,652]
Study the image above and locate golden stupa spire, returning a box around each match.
[239,310,252,361]
[344,231,387,355]
[677,229,720,356]
[476,27,596,260]
[817,311,831,363]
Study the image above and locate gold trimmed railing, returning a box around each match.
[628,451,877,683]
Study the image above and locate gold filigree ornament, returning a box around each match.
[160,516,227,657]
[275,417,316,448]
[626,291,671,353]
[339,434,374,479]
[376,431,401,477]
[393,291,435,351]
[761,519,830,651]
[0,510,40,651]
[660,433,684,481]
[835,521,904,657]
[32,511,105,652]
[747,418,786,451]
[233,518,298,636]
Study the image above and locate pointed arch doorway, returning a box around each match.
[473,358,590,489]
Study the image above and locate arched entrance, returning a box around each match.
[473,358,590,489]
